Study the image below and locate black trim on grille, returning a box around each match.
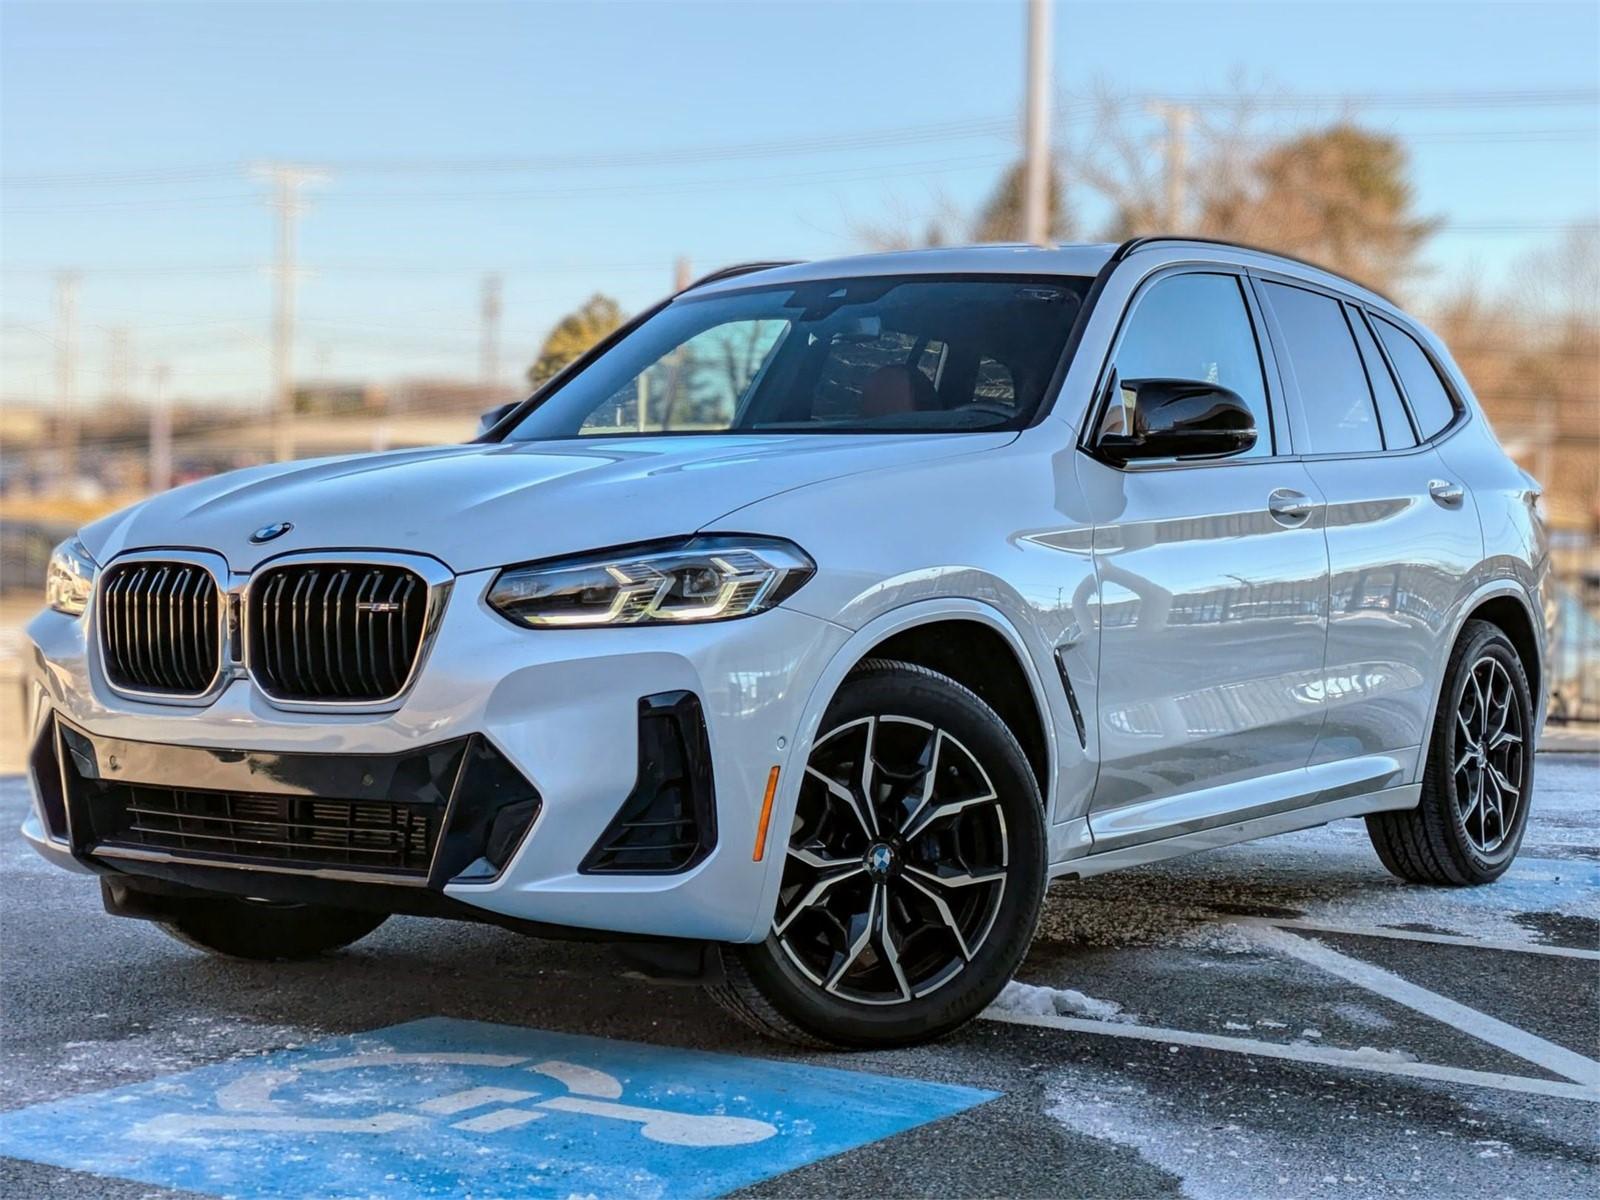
[99,560,222,696]
[247,563,429,702]
[54,718,540,884]
[581,691,718,875]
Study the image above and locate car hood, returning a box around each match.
[81,433,1014,574]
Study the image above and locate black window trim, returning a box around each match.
[1246,266,1470,463]
[1075,263,1293,472]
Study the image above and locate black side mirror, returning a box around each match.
[476,402,518,436]
[1096,375,1257,464]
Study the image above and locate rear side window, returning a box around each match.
[1261,281,1382,454]
[1372,316,1459,439]
[1111,273,1274,457]
[1348,310,1417,449]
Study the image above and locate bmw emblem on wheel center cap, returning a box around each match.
[250,521,294,544]
[865,842,896,881]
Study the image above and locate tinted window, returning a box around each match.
[1373,315,1459,439]
[1111,273,1273,457]
[506,276,1088,439]
[1348,309,1417,449]
[1262,281,1382,454]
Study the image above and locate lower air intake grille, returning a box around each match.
[100,785,438,874]
[248,563,428,702]
[581,691,717,874]
[99,561,222,696]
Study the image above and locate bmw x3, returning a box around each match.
[24,238,1548,1047]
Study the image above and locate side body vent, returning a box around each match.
[1054,648,1088,749]
[581,692,717,875]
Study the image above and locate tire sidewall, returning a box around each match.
[1432,626,1534,877]
[741,663,1047,1047]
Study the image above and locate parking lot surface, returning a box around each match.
[2,753,1595,1198]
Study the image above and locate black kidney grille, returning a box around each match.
[100,562,222,695]
[249,564,428,702]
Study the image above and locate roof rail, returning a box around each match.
[681,260,801,292]
[1110,236,1398,306]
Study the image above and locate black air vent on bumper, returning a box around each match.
[581,692,717,875]
[54,720,540,885]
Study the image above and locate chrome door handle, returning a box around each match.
[1268,488,1314,526]
[1428,479,1465,507]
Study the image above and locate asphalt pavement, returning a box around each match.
[1,753,1595,1199]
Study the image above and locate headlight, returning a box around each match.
[487,536,815,628]
[46,537,98,617]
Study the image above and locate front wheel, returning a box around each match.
[709,659,1046,1047]
[161,897,388,960]
[1367,619,1535,885]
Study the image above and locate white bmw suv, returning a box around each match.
[24,238,1547,1047]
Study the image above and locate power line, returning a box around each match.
[5,87,1594,189]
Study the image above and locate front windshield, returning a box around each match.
[503,274,1090,440]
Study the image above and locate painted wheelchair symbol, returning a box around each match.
[133,1052,777,1148]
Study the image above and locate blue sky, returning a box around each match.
[2,0,1596,406]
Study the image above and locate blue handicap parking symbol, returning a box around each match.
[0,1017,997,1199]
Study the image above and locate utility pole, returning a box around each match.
[1021,0,1053,246]
[674,256,693,292]
[1146,101,1193,231]
[106,327,133,405]
[149,364,172,494]
[479,273,503,386]
[54,270,80,488]
[253,163,327,462]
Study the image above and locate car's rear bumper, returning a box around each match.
[21,569,851,943]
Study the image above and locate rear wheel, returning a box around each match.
[161,898,388,960]
[708,659,1046,1047]
[1367,620,1534,885]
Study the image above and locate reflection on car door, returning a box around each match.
[1079,271,1331,850]
[1256,283,1480,781]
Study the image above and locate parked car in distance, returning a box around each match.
[23,238,1548,1047]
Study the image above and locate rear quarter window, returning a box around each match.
[1372,315,1460,440]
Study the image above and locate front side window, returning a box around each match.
[1107,272,1274,457]
[1372,315,1459,440]
[1261,280,1383,455]
[504,276,1089,440]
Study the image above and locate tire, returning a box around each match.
[708,658,1047,1048]
[161,898,388,961]
[1366,620,1535,886]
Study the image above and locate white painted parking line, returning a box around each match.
[1245,917,1600,961]
[1246,924,1600,1086]
[980,1010,1600,1103]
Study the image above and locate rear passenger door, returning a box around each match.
[1254,276,1480,784]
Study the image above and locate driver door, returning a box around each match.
[1079,270,1331,850]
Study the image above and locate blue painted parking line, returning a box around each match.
[0,1017,998,1199]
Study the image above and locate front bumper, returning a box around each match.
[22,567,850,942]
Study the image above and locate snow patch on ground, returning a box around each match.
[988,980,1127,1022]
